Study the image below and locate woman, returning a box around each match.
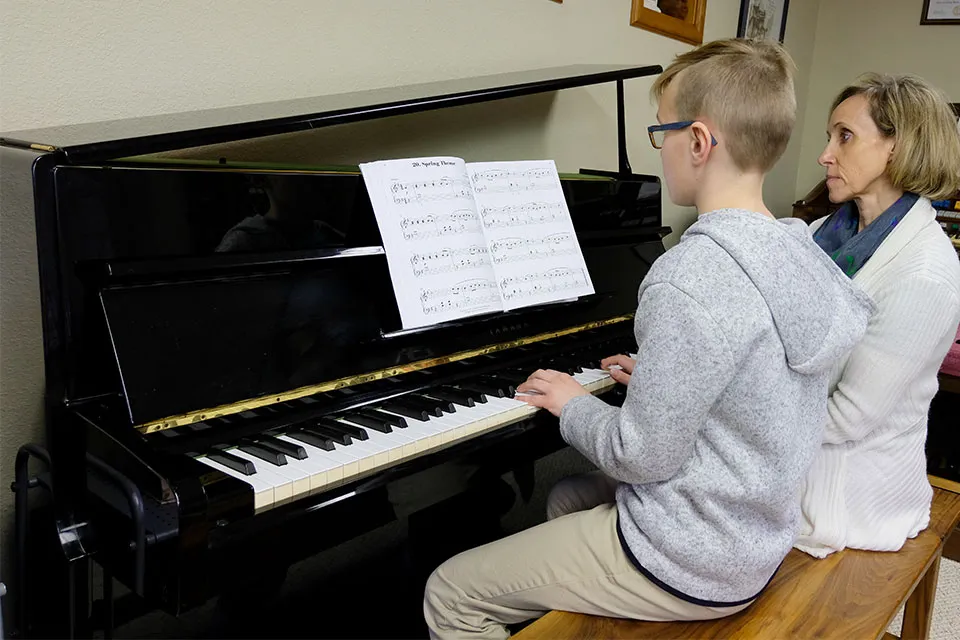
[795,73,960,556]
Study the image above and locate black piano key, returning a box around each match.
[326,417,371,441]
[541,361,576,376]
[238,439,288,466]
[495,371,530,385]
[427,388,475,408]
[340,412,388,435]
[380,400,430,422]
[258,435,307,460]
[301,425,350,447]
[441,385,486,403]
[459,381,506,398]
[553,358,584,373]
[357,407,408,429]
[407,394,455,414]
[286,429,336,451]
[207,449,256,476]
[312,420,354,445]
[479,376,516,396]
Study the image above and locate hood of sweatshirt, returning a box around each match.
[683,209,876,375]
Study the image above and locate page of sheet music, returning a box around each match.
[467,160,595,311]
[360,157,502,330]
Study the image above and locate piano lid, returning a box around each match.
[0,64,661,163]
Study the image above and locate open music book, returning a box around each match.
[360,157,595,330]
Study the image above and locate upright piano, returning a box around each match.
[2,64,668,636]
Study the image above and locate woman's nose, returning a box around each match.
[818,145,834,167]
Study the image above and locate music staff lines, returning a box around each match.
[420,278,500,315]
[469,167,554,194]
[400,210,481,241]
[390,177,472,205]
[500,267,589,301]
[410,245,491,277]
[489,233,577,264]
[480,202,565,228]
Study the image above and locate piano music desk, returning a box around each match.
[514,484,960,640]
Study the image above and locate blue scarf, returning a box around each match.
[812,192,918,277]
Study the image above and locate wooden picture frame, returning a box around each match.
[630,0,707,46]
[921,0,960,24]
[737,0,790,42]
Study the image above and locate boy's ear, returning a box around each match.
[689,122,714,166]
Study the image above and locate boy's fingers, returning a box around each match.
[527,369,561,382]
[603,354,636,375]
[610,368,631,386]
[517,378,550,394]
[517,392,548,408]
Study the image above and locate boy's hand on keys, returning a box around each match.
[516,369,588,417]
[601,354,635,386]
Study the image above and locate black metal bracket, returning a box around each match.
[85,454,146,597]
[12,443,52,639]
[11,444,147,640]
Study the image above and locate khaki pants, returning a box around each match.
[423,472,750,639]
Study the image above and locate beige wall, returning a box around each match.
[794,0,960,201]
[0,0,822,593]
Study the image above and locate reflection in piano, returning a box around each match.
[2,64,669,636]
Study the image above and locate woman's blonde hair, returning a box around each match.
[651,38,796,173]
[832,74,960,200]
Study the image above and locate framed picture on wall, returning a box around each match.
[630,0,707,46]
[921,0,960,24]
[737,0,789,42]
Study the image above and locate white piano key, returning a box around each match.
[196,455,275,513]
[230,447,311,502]
[275,434,341,490]
[223,449,295,505]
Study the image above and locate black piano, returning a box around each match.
[3,64,668,638]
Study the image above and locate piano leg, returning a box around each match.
[97,568,114,640]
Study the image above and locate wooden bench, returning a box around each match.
[515,480,960,640]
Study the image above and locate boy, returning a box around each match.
[423,39,874,639]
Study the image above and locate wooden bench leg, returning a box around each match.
[900,554,941,640]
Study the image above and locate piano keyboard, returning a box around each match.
[195,366,619,513]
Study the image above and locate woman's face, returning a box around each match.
[818,94,896,203]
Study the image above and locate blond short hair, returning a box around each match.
[651,38,797,173]
[831,74,960,200]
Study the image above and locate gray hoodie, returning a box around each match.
[560,209,874,606]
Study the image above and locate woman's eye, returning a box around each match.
[840,130,852,143]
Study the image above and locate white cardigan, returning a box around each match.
[794,197,960,558]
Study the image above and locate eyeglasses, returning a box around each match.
[647,121,719,149]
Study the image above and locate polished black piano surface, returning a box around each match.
[2,64,669,633]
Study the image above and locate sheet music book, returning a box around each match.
[360,156,595,329]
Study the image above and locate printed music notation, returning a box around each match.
[410,245,491,277]
[400,209,482,241]
[469,167,554,194]
[500,268,590,302]
[480,202,565,228]
[420,278,501,315]
[360,156,594,328]
[390,176,473,206]
[489,233,577,264]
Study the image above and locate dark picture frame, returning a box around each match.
[737,0,790,43]
[921,0,960,24]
